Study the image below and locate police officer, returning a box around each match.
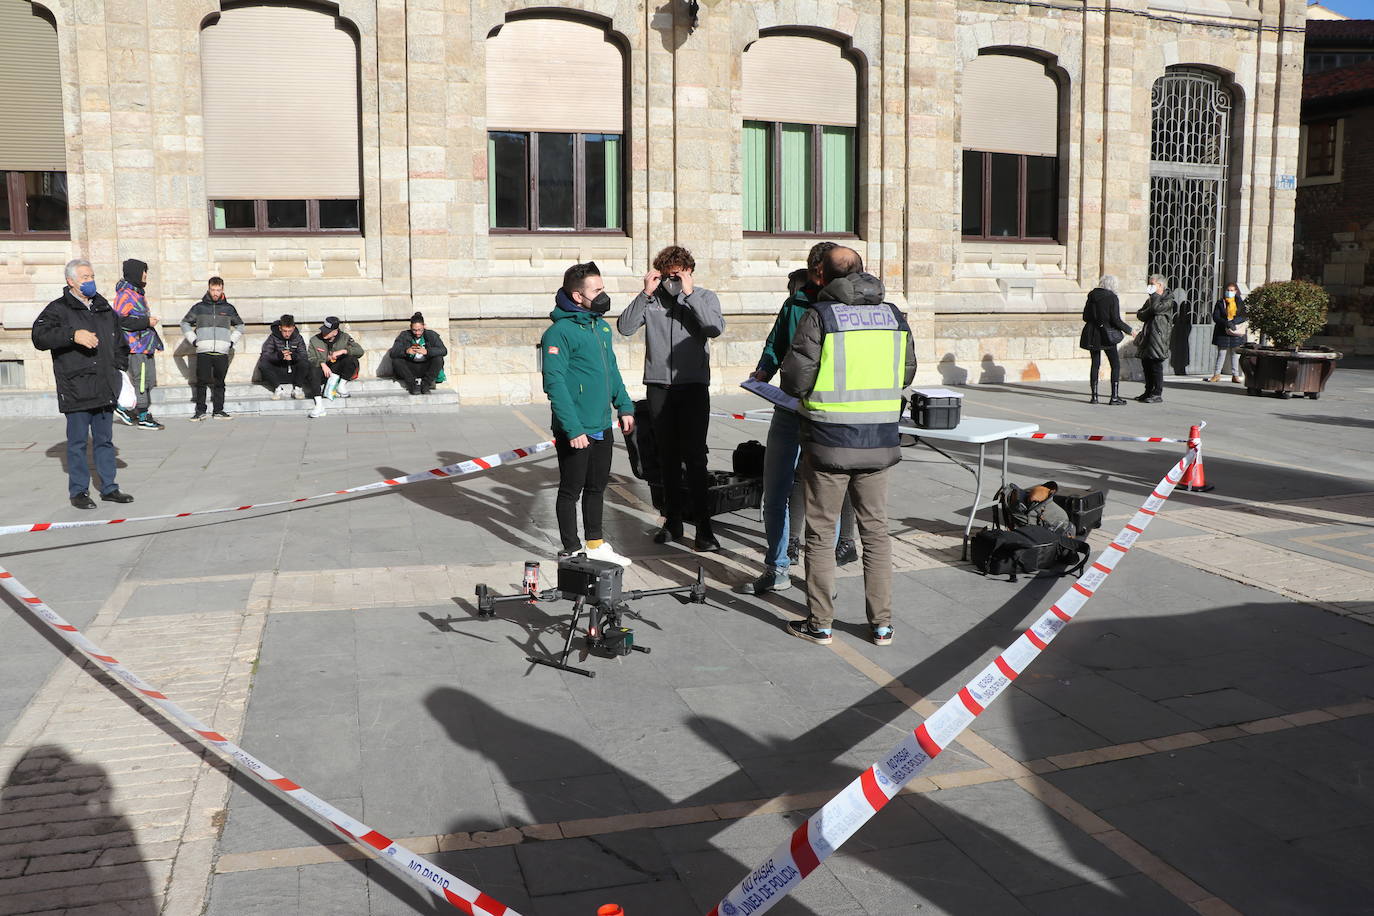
[779,247,916,647]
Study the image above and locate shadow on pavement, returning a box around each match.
[0,746,158,915]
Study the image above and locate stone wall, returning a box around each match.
[0,0,1305,401]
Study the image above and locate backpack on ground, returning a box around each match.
[995,481,1074,536]
[970,525,1091,583]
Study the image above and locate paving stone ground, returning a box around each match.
[1,363,1373,915]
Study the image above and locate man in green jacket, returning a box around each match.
[541,262,636,566]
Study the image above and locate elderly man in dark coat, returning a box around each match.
[31,258,136,509]
[1135,273,1177,403]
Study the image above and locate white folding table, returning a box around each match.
[897,416,1040,559]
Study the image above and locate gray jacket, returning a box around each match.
[781,272,918,471]
[616,285,724,385]
[180,294,244,356]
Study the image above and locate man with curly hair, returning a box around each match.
[617,246,725,552]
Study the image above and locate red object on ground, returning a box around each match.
[1178,424,1213,492]
[596,906,624,916]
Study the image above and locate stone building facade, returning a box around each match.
[0,0,1305,403]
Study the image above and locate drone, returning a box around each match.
[475,554,707,678]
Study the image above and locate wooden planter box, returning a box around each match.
[1237,345,1341,399]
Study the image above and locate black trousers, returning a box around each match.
[554,430,613,553]
[393,355,444,389]
[1141,357,1165,397]
[1088,346,1121,385]
[259,359,309,390]
[193,353,229,412]
[646,383,712,531]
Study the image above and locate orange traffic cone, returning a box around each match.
[1177,424,1213,492]
[596,906,624,916]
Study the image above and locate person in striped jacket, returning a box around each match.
[110,258,165,429]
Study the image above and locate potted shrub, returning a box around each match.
[1237,280,1341,399]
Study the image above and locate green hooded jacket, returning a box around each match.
[540,291,634,439]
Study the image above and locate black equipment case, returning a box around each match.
[907,388,963,430]
[1051,489,1105,537]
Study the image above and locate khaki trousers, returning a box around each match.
[801,453,893,631]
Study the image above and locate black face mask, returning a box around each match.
[661,276,683,298]
[586,292,611,314]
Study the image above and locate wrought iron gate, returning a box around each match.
[1148,68,1232,374]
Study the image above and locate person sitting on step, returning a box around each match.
[388,312,448,395]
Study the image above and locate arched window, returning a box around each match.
[200,3,361,234]
[960,51,1060,241]
[486,16,625,233]
[0,0,68,238]
[741,34,858,236]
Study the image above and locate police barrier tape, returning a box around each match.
[0,439,556,538]
[0,564,520,916]
[711,409,1191,445]
[705,432,1201,916]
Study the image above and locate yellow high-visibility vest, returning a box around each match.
[802,301,910,432]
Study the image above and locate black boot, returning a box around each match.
[1108,381,1126,406]
[1089,380,1099,404]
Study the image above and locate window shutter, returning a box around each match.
[961,53,1058,157]
[200,5,360,199]
[486,19,623,134]
[0,0,66,171]
[742,36,857,128]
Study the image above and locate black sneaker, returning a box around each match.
[136,412,165,430]
[787,619,833,645]
[653,522,684,544]
[787,537,801,564]
[694,530,721,553]
[190,411,207,422]
[69,492,97,510]
[114,407,136,426]
[212,410,232,420]
[100,489,134,504]
[736,569,791,595]
[835,537,858,566]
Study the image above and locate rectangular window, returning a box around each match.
[961,151,1058,242]
[584,134,621,230]
[1305,119,1337,178]
[743,121,856,236]
[208,199,361,234]
[960,150,983,237]
[486,131,624,233]
[742,122,772,233]
[0,171,69,238]
[488,132,529,229]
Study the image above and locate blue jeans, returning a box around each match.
[65,408,117,497]
[763,409,803,570]
[761,409,855,571]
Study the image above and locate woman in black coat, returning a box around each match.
[1207,282,1247,383]
[1079,276,1132,405]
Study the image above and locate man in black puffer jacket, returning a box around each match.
[31,259,136,509]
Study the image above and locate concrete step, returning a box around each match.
[0,379,461,418]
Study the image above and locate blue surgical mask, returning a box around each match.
[79,280,98,298]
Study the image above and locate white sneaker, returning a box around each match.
[336,378,350,398]
[308,397,326,419]
[583,541,632,568]
[272,384,289,400]
[291,386,303,400]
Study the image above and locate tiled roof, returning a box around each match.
[1304,59,1374,102]
[1306,19,1374,44]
